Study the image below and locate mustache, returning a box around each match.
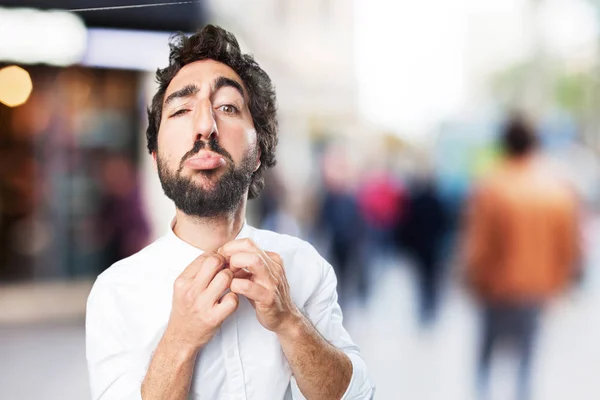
[178,137,233,173]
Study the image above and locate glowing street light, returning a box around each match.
[0,65,33,107]
[0,8,87,66]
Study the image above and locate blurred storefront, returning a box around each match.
[0,2,208,282]
[0,66,144,281]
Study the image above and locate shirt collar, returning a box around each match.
[164,217,252,272]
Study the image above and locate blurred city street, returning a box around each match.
[2,1,600,399]
[2,216,599,400]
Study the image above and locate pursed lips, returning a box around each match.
[184,150,227,170]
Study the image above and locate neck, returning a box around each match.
[508,152,535,165]
[173,200,248,252]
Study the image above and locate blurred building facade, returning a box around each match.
[3,2,600,399]
[0,2,211,281]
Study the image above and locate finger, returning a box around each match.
[218,238,261,260]
[265,251,284,274]
[214,291,239,315]
[192,253,227,291]
[230,278,270,303]
[265,251,283,266]
[232,268,253,280]
[205,268,234,303]
[229,252,270,280]
[178,253,213,280]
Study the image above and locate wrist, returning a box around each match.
[275,309,305,339]
[161,327,202,363]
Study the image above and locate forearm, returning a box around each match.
[278,315,352,400]
[141,333,198,400]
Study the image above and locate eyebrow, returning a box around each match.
[163,76,246,109]
[213,76,245,99]
[163,83,200,107]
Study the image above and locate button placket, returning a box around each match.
[221,313,247,399]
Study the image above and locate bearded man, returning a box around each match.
[86,25,374,400]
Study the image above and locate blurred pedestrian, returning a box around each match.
[398,174,447,327]
[257,169,301,237]
[315,144,365,308]
[317,182,364,308]
[357,167,406,269]
[463,114,581,400]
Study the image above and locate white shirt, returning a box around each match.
[86,220,375,399]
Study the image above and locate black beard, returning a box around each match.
[157,139,256,218]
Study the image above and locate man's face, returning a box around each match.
[155,59,260,217]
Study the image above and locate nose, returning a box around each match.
[193,99,218,142]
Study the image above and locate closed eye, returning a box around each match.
[169,109,190,118]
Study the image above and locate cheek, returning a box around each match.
[218,120,257,153]
[157,134,186,170]
[246,129,258,147]
[158,123,192,156]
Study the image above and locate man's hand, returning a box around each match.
[218,239,301,333]
[220,239,356,400]
[165,252,239,354]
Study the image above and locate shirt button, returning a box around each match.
[228,349,235,358]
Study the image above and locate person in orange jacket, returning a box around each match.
[463,114,581,400]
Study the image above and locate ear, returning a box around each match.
[254,146,262,172]
[152,151,158,172]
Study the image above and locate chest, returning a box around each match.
[122,288,293,400]
[189,298,292,399]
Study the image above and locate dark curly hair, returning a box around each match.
[146,24,278,199]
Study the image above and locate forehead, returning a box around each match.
[165,59,246,99]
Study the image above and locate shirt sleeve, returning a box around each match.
[86,278,146,400]
[290,256,375,399]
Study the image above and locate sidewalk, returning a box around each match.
[0,280,93,325]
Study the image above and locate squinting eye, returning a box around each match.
[218,104,239,114]
[170,109,190,118]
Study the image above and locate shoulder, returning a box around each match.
[249,227,326,269]
[90,235,172,298]
[250,226,318,255]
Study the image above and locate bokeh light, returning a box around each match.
[0,65,33,107]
